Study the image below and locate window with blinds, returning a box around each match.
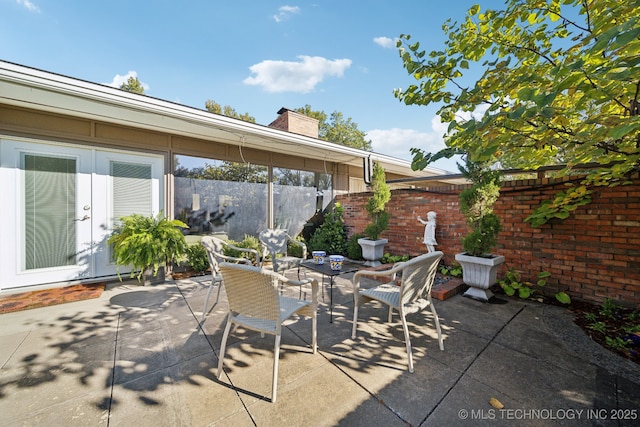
[111,161,152,221]
[23,154,76,270]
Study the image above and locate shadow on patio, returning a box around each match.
[1,273,639,426]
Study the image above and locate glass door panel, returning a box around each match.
[23,154,77,269]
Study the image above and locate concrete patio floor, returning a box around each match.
[1,270,639,426]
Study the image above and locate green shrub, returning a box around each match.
[363,162,390,240]
[347,233,365,260]
[458,159,502,256]
[186,243,209,273]
[381,253,410,264]
[287,235,306,258]
[226,234,261,264]
[308,203,348,255]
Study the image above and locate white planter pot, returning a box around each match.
[455,253,505,302]
[358,238,388,267]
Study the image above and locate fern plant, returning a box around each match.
[108,212,188,281]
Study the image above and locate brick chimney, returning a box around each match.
[268,107,319,138]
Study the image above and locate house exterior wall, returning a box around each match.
[337,174,640,308]
[0,104,355,206]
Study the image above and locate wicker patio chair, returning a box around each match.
[216,262,318,403]
[351,251,445,373]
[200,235,261,321]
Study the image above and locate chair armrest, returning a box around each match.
[286,236,307,259]
[352,264,402,292]
[218,253,253,265]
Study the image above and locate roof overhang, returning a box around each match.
[0,60,446,178]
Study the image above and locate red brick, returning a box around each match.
[337,178,640,308]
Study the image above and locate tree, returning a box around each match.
[205,100,256,123]
[175,161,266,183]
[295,105,372,150]
[363,162,390,240]
[119,76,145,94]
[394,0,640,226]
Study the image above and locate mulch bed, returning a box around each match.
[569,299,640,365]
[0,283,105,314]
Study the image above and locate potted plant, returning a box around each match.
[108,212,189,284]
[358,162,391,266]
[454,158,504,301]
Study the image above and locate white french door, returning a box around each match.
[0,138,163,289]
[93,151,163,277]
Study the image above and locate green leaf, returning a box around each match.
[612,28,640,49]
[608,123,640,140]
[518,287,531,299]
[556,292,571,305]
[517,87,534,101]
[540,107,555,118]
[507,106,526,120]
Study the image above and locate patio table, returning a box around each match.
[301,259,360,323]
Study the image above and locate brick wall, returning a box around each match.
[337,174,640,308]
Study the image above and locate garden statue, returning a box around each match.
[417,211,438,252]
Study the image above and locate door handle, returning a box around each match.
[76,215,91,221]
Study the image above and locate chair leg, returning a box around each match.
[400,312,414,373]
[311,312,317,353]
[217,315,233,379]
[351,297,359,339]
[202,279,222,321]
[272,334,281,403]
[429,299,445,351]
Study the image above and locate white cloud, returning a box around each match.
[243,56,352,93]
[273,5,300,22]
[368,128,444,162]
[16,0,40,12]
[367,115,461,172]
[373,36,396,49]
[104,71,150,92]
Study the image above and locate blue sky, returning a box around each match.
[2,0,506,172]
